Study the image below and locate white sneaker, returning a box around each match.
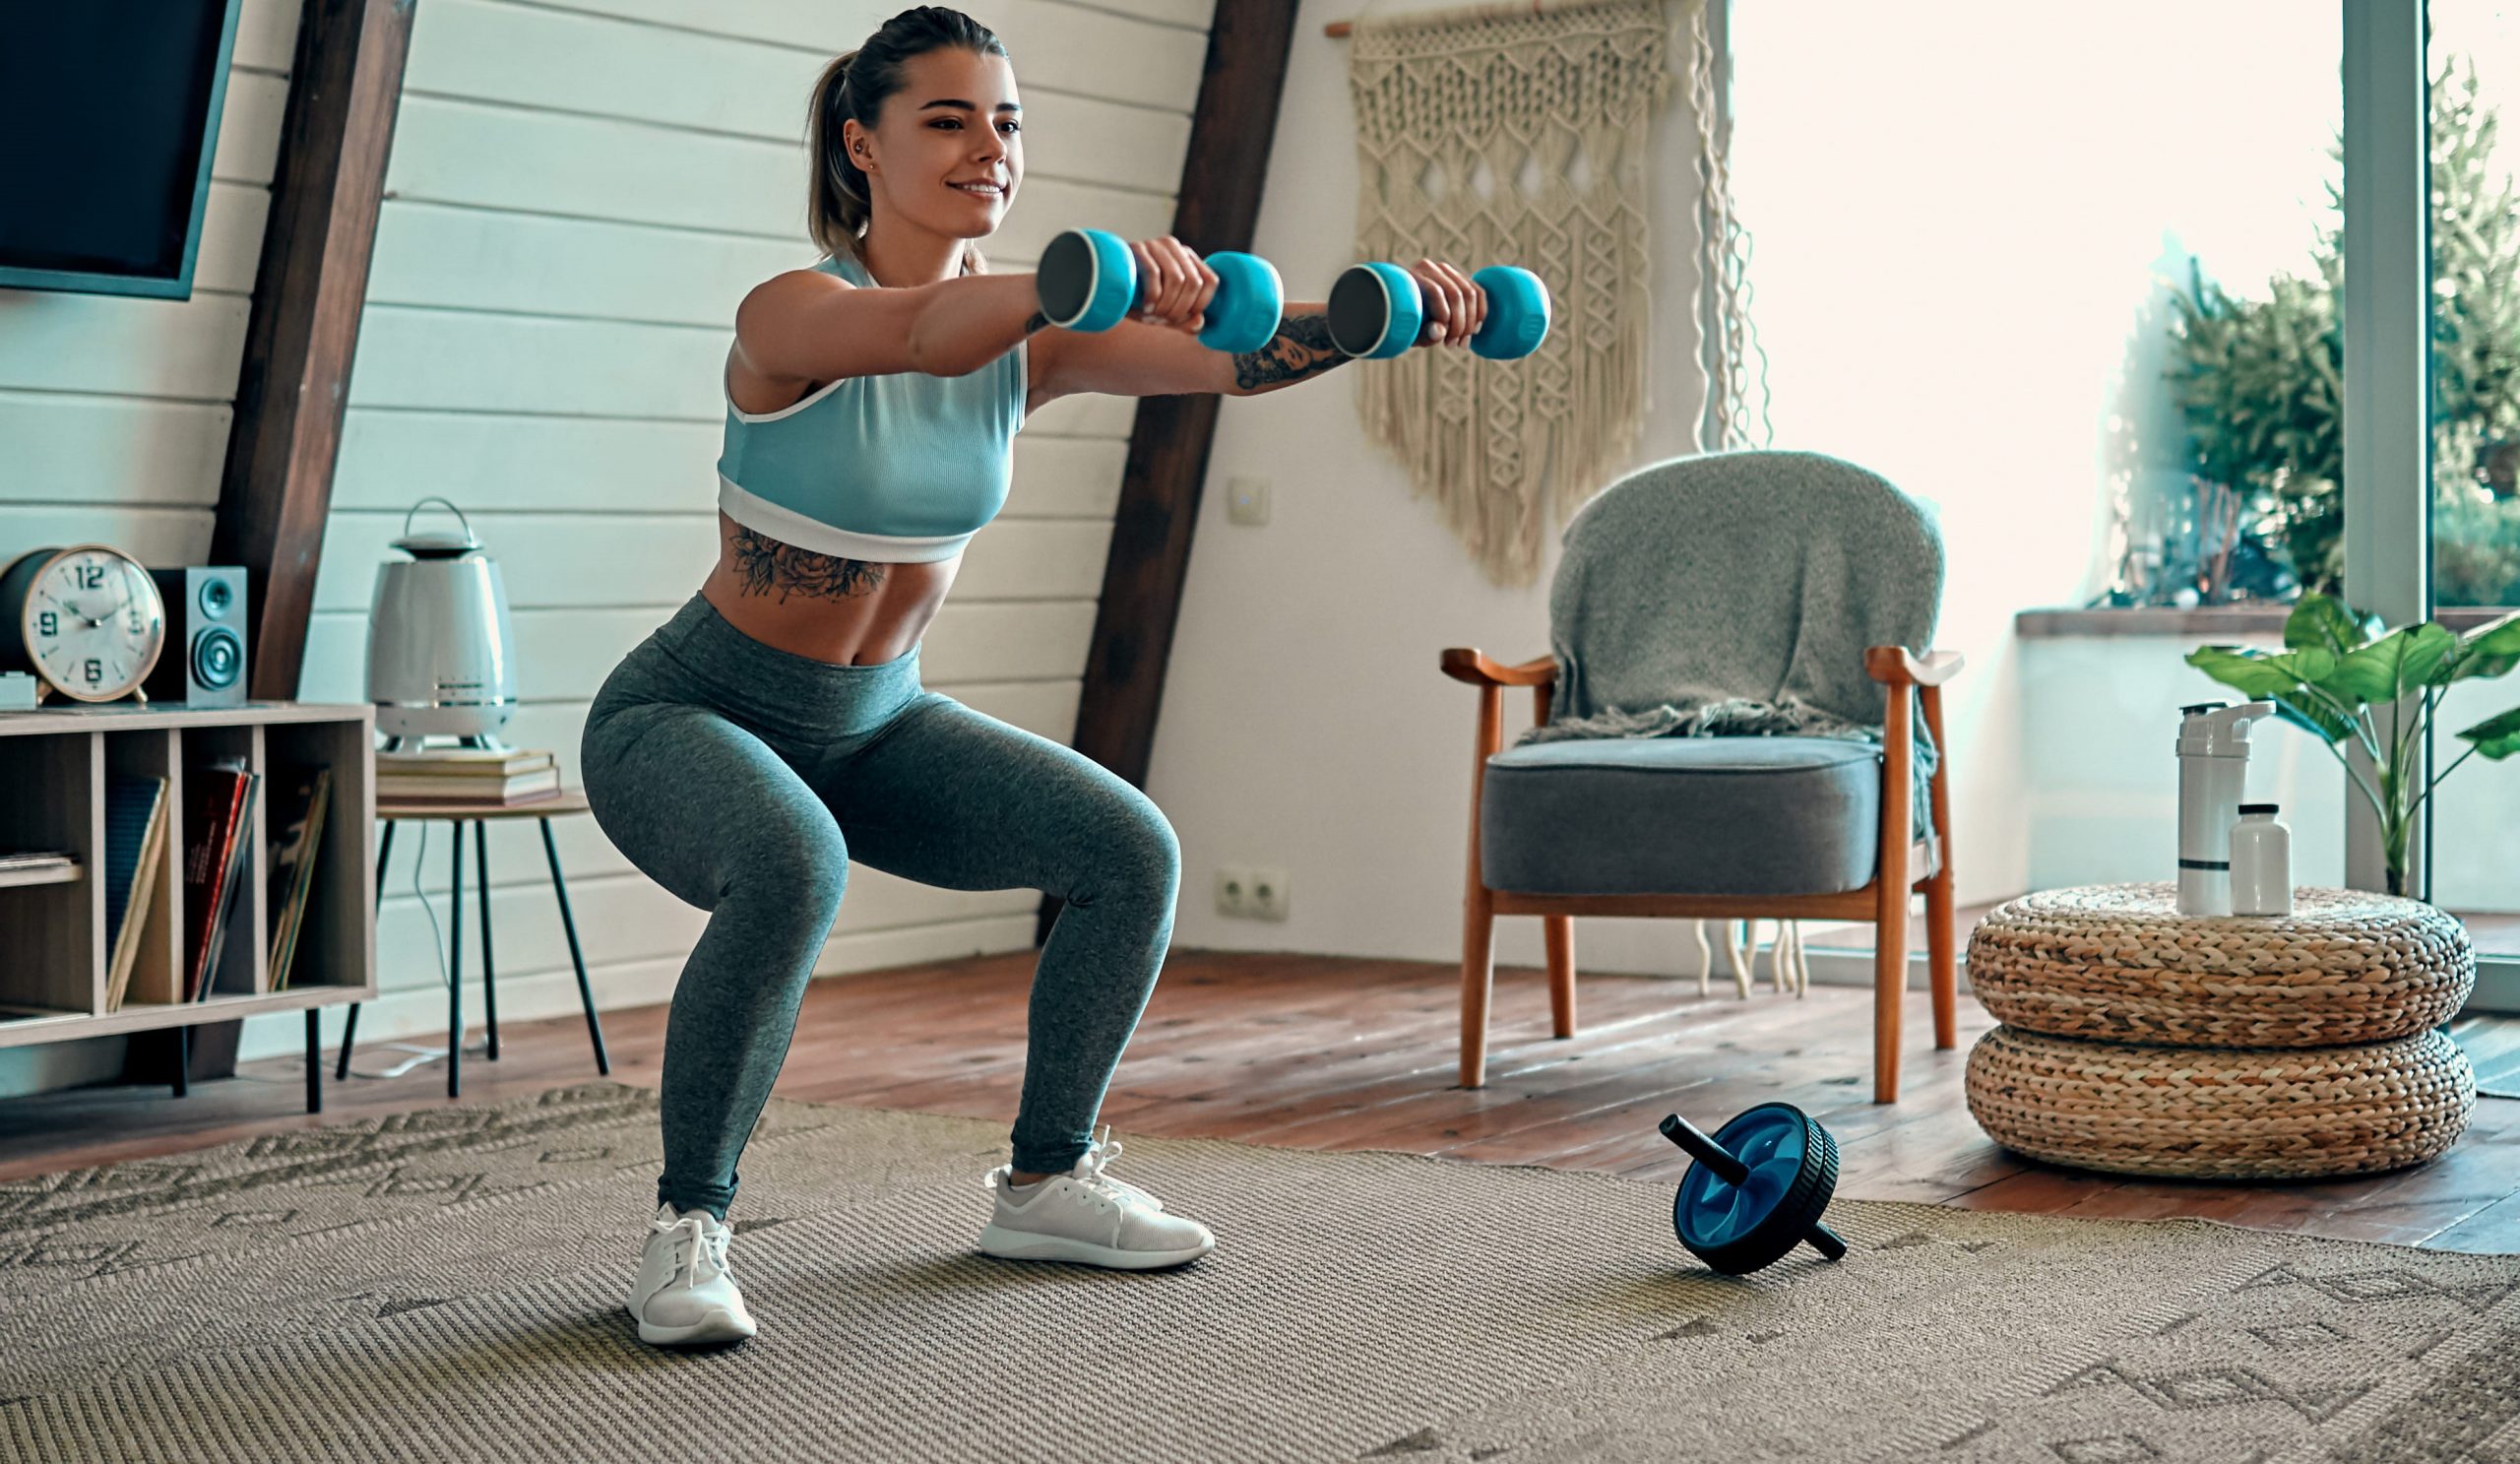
[976,1125,1216,1270]
[627,1202,759,1347]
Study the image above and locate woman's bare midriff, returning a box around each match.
[698,510,960,668]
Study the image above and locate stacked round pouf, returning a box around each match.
[1964,883,2476,1179]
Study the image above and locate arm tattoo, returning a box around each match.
[728,527,886,602]
[1231,313,1347,395]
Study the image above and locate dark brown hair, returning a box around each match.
[809,8,1010,276]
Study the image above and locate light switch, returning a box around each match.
[1227,476,1271,526]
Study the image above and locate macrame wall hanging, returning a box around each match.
[1348,0,1738,585]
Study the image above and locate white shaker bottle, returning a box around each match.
[2176,699,2277,916]
[2230,803,2293,917]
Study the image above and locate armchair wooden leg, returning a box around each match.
[1874,891,1909,1104]
[1544,915,1576,1039]
[1925,864,1958,1050]
[1462,885,1497,1088]
[1875,680,1916,1105]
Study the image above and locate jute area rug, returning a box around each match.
[1,1080,2514,1463]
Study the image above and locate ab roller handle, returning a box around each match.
[1037,227,1286,353]
[1661,1107,1849,1275]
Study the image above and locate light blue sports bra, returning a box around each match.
[716,253,1026,563]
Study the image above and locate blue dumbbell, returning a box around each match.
[1036,226,1285,352]
[1326,262,1552,360]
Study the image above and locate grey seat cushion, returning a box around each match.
[1480,736,1896,897]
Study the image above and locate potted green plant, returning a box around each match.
[2187,592,2520,896]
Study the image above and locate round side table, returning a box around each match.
[1963,882,2478,1179]
[336,790,610,1098]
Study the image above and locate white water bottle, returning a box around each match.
[2176,700,2277,916]
[2230,804,2293,917]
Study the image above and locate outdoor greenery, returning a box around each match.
[2165,62,2520,607]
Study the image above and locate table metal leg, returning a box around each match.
[449,819,465,1099]
[475,819,498,1060]
[338,820,395,1081]
[540,817,609,1075]
[305,1008,322,1114]
[173,1027,187,1099]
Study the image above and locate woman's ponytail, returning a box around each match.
[807,51,871,266]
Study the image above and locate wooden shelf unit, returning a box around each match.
[0,702,376,1050]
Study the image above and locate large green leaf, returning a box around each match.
[2448,611,2520,683]
[2187,645,2309,700]
[2284,593,2379,656]
[2274,692,2357,745]
[2324,623,2459,701]
[2456,703,2520,758]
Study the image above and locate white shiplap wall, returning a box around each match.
[0,0,1216,1085]
[291,0,1214,1061]
[0,1,301,1095]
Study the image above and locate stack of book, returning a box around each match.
[376,745,562,806]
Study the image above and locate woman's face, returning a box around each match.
[849,47,1024,243]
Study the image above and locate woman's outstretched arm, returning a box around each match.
[1027,258,1489,404]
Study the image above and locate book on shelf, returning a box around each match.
[265,766,332,992]
[181,761,259,1003]
[101,777,170,1013]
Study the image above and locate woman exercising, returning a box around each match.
[581,5,1492,1348]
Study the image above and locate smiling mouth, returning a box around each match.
[951,181,1005,199]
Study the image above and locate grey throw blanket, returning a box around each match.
[1513,450,1943,844]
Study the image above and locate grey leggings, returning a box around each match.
[580,594,1179,1221]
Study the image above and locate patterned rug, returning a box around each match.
[0,1080,2514,1463]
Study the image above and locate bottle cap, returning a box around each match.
[2238,802,2280,814]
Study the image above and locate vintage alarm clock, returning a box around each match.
[0,544,167,705]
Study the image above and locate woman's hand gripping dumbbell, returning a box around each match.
[1328,258,1551,360]
[1036,227,1286,352]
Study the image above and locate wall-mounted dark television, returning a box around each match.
[0,1,244,300]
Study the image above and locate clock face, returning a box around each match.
[23,547,164,702]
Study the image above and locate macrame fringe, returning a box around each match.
[1347,0,1689,586]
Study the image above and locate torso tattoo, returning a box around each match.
[727,526,886,601]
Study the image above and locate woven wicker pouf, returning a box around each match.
[1964,882,2478,1179]
[1966,1025,2476,1179]
[1967,882,2473,1047]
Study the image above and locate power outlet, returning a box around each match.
[1247,865,1290,921]
[1215,864,1291,921]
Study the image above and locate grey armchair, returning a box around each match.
[1439,451,1963,1103]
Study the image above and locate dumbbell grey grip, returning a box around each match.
[1659,1114,1750,1188]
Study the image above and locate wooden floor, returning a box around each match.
[3,950,2516,1252]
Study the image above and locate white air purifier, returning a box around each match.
[365,497,518,749]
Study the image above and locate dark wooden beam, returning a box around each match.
[1038,0,1302,945]
[212,0,414,700]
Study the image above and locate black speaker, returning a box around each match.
[145,566,249,707]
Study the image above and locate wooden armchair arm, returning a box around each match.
[1439,649,1557,688]
[1864,647,1965,687]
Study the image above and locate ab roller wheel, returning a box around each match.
[1328,261,1551,360]
[1661,1104,1849,1275]
[1037,227,1286,353]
